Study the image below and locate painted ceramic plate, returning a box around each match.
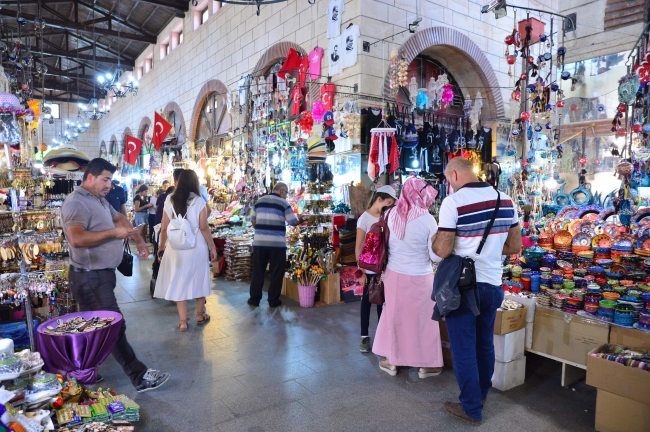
[603,223,617,238]
[592,234,612,249]
[554,230,573,247]
[613,234,635,249]
[637,236,650,251]
[577,221,596,237]
[572,232,592,247]
[557,205,580,219]
[568,219,582,236]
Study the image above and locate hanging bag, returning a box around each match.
[117,240,133,277]
[167,197,198,250]
[357,206,394,274]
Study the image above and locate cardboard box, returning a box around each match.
[505,294,536,322]
[319,273,341,304]
[608,326,650,350]
[281,278,300,302]
[492,356,526,391]
[586,344,650,407]
[595,390,650,432]
[494,328,525,362]
[531,306,609,367]
[494,306,527,335]
[525,322,533,350]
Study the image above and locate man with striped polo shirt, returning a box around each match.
[433,157,521,425]
[248,182,300,307]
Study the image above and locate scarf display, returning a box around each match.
[368,128,399,181]
[392,177,438,240]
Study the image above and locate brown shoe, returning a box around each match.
[444,401,482,425]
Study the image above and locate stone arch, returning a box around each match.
[252,41,318,111]
[383,27,506,119]
[163,101,186,137]
[99,140,107,159]
[137,116,151,139]
[189,79,230,142]
[251,41,307,77]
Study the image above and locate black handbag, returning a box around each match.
[117,240,133,277]
[457,193,501,290]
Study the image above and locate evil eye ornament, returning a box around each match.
[551,83,559,92]
[539,34,548,42]
[14,63,23,71]
[538,55,545,63]
[546,122,553,130]
[512,127,521,137]
[534,124,543,132]
[526,84,536,92]
[544,52,552,61]
[545,104,553,111]
[597,104,605,112]
[16,16,27,27]
[557,47,567,56]
[561,71,571,80]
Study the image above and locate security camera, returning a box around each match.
[481,0,507,19]
[409,17,422,33]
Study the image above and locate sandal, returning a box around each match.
[196,313,210,325]
[178,322,188,332]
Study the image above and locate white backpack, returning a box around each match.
[167,198,198,250]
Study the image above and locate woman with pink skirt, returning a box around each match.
[372,177,444,378]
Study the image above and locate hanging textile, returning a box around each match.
[369,126,398,180]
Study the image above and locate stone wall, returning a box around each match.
[93,0,638,149]
[41,102,101,159]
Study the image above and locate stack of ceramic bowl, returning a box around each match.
[577,251,595,265]
[536,294,551,307]
[538,233,554,251]
[592,247,611,262]
[584,290,602,315]
[621,254,640,272]
[639,292,650,329]
[611,244,633,263]
[598,299,617,322]
[564,296,583,314]
[614,303,635,326]
[551,293,566,309]
[643,258,650,273]
[595,258,613,271]
[617,296,644,322]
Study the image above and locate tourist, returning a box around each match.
[149,189,162,243]
[162,179,170,192]
[355,185,396,353]
[156,186,174,225]
[248,182,300,308]
[61,158,169,392]
[372,177,444,379]
[105,180,127,217]
[154,170,217,331]
[433,157,522,424]
[133,184,152,241]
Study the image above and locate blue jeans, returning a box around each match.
[445,282,504,421]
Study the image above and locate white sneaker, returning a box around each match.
[418,367,442,379]
[379,358,397,376]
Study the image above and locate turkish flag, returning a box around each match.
[124,134,143,166]
[152,112,173,150]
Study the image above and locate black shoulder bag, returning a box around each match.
[117,240,133,277]
[457,193,501,290]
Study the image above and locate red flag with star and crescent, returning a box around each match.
[124,134,143,166]
[152,112,173,150]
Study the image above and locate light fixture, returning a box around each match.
[98,65,138,98]
[481,0,507,19]
[408,17,422,33]
[79,98,110,121]
[66,114,90,134]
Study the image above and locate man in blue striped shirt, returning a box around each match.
[248,182,300,307]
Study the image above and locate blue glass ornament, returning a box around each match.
[526,84,536,92]
[545,104,552,111]
[557,46,566,55]
[534,124,543,132]
[546,122,553,130]
[512,127,520,137]
[557,145,563,151]
[544,52,552,61]
[551,83,559,92]
[538,55,545,63]
[561,71,571,80]
[539,34,548,42]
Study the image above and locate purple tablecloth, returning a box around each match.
[37,311,122,384]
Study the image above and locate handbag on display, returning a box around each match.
[117,240,133,277]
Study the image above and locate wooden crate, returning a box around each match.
[319,273,341,304]
[281,278,300,302]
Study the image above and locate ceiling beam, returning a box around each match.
[123,0,187,12]
[42,4,74,23]
[76,0,156,37]
[32,45,135,67]
[83,17,110,26]
[68,31,135,61]
[0,9,157,44]
[1,1,73,5]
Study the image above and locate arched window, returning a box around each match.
[99,142,107,160]
[396,55,464,109]
[195,92,231,143]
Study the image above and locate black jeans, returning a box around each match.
[68,269,148,387]
[148,214,156,243]
[361,274,383,336]
[249,246,286,304]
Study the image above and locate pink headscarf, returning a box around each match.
[392,178,438,240]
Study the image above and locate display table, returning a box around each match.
[37,311,122,385]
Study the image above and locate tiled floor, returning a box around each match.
[97,256,597,431]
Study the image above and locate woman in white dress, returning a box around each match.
[154,170,217,331]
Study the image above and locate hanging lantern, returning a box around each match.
[617,103,627,113]
[580,157,587,165]
[556,100,565,108]
[520,111,531,121]
[505,35,514,45]
[440,84,454,107]
[506,55,516,65]
[616,127,627,137]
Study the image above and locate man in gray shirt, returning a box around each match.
[62,158,169,393]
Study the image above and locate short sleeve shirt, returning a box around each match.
[438,183,519,286]
[105,185,126,213]
[61,186,123,270]
[386,212,440,276]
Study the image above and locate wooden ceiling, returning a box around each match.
[0,0,188,103]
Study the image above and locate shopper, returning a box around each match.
[372,177,444,379]
[156,186,174,225]
[355,185,396,353]
[433,157,522,424]
[61,158,170,392]
[154,170,217,331]
[149,189,161,243]
[133,185,152,241]
[248,182,300,308]
[105,180,127,217]
[162,179,170,192]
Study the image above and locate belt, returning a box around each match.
[69,265,115,273]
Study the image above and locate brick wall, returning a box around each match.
[41,102,101,159]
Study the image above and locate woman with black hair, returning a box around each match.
[154,170,217,331]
